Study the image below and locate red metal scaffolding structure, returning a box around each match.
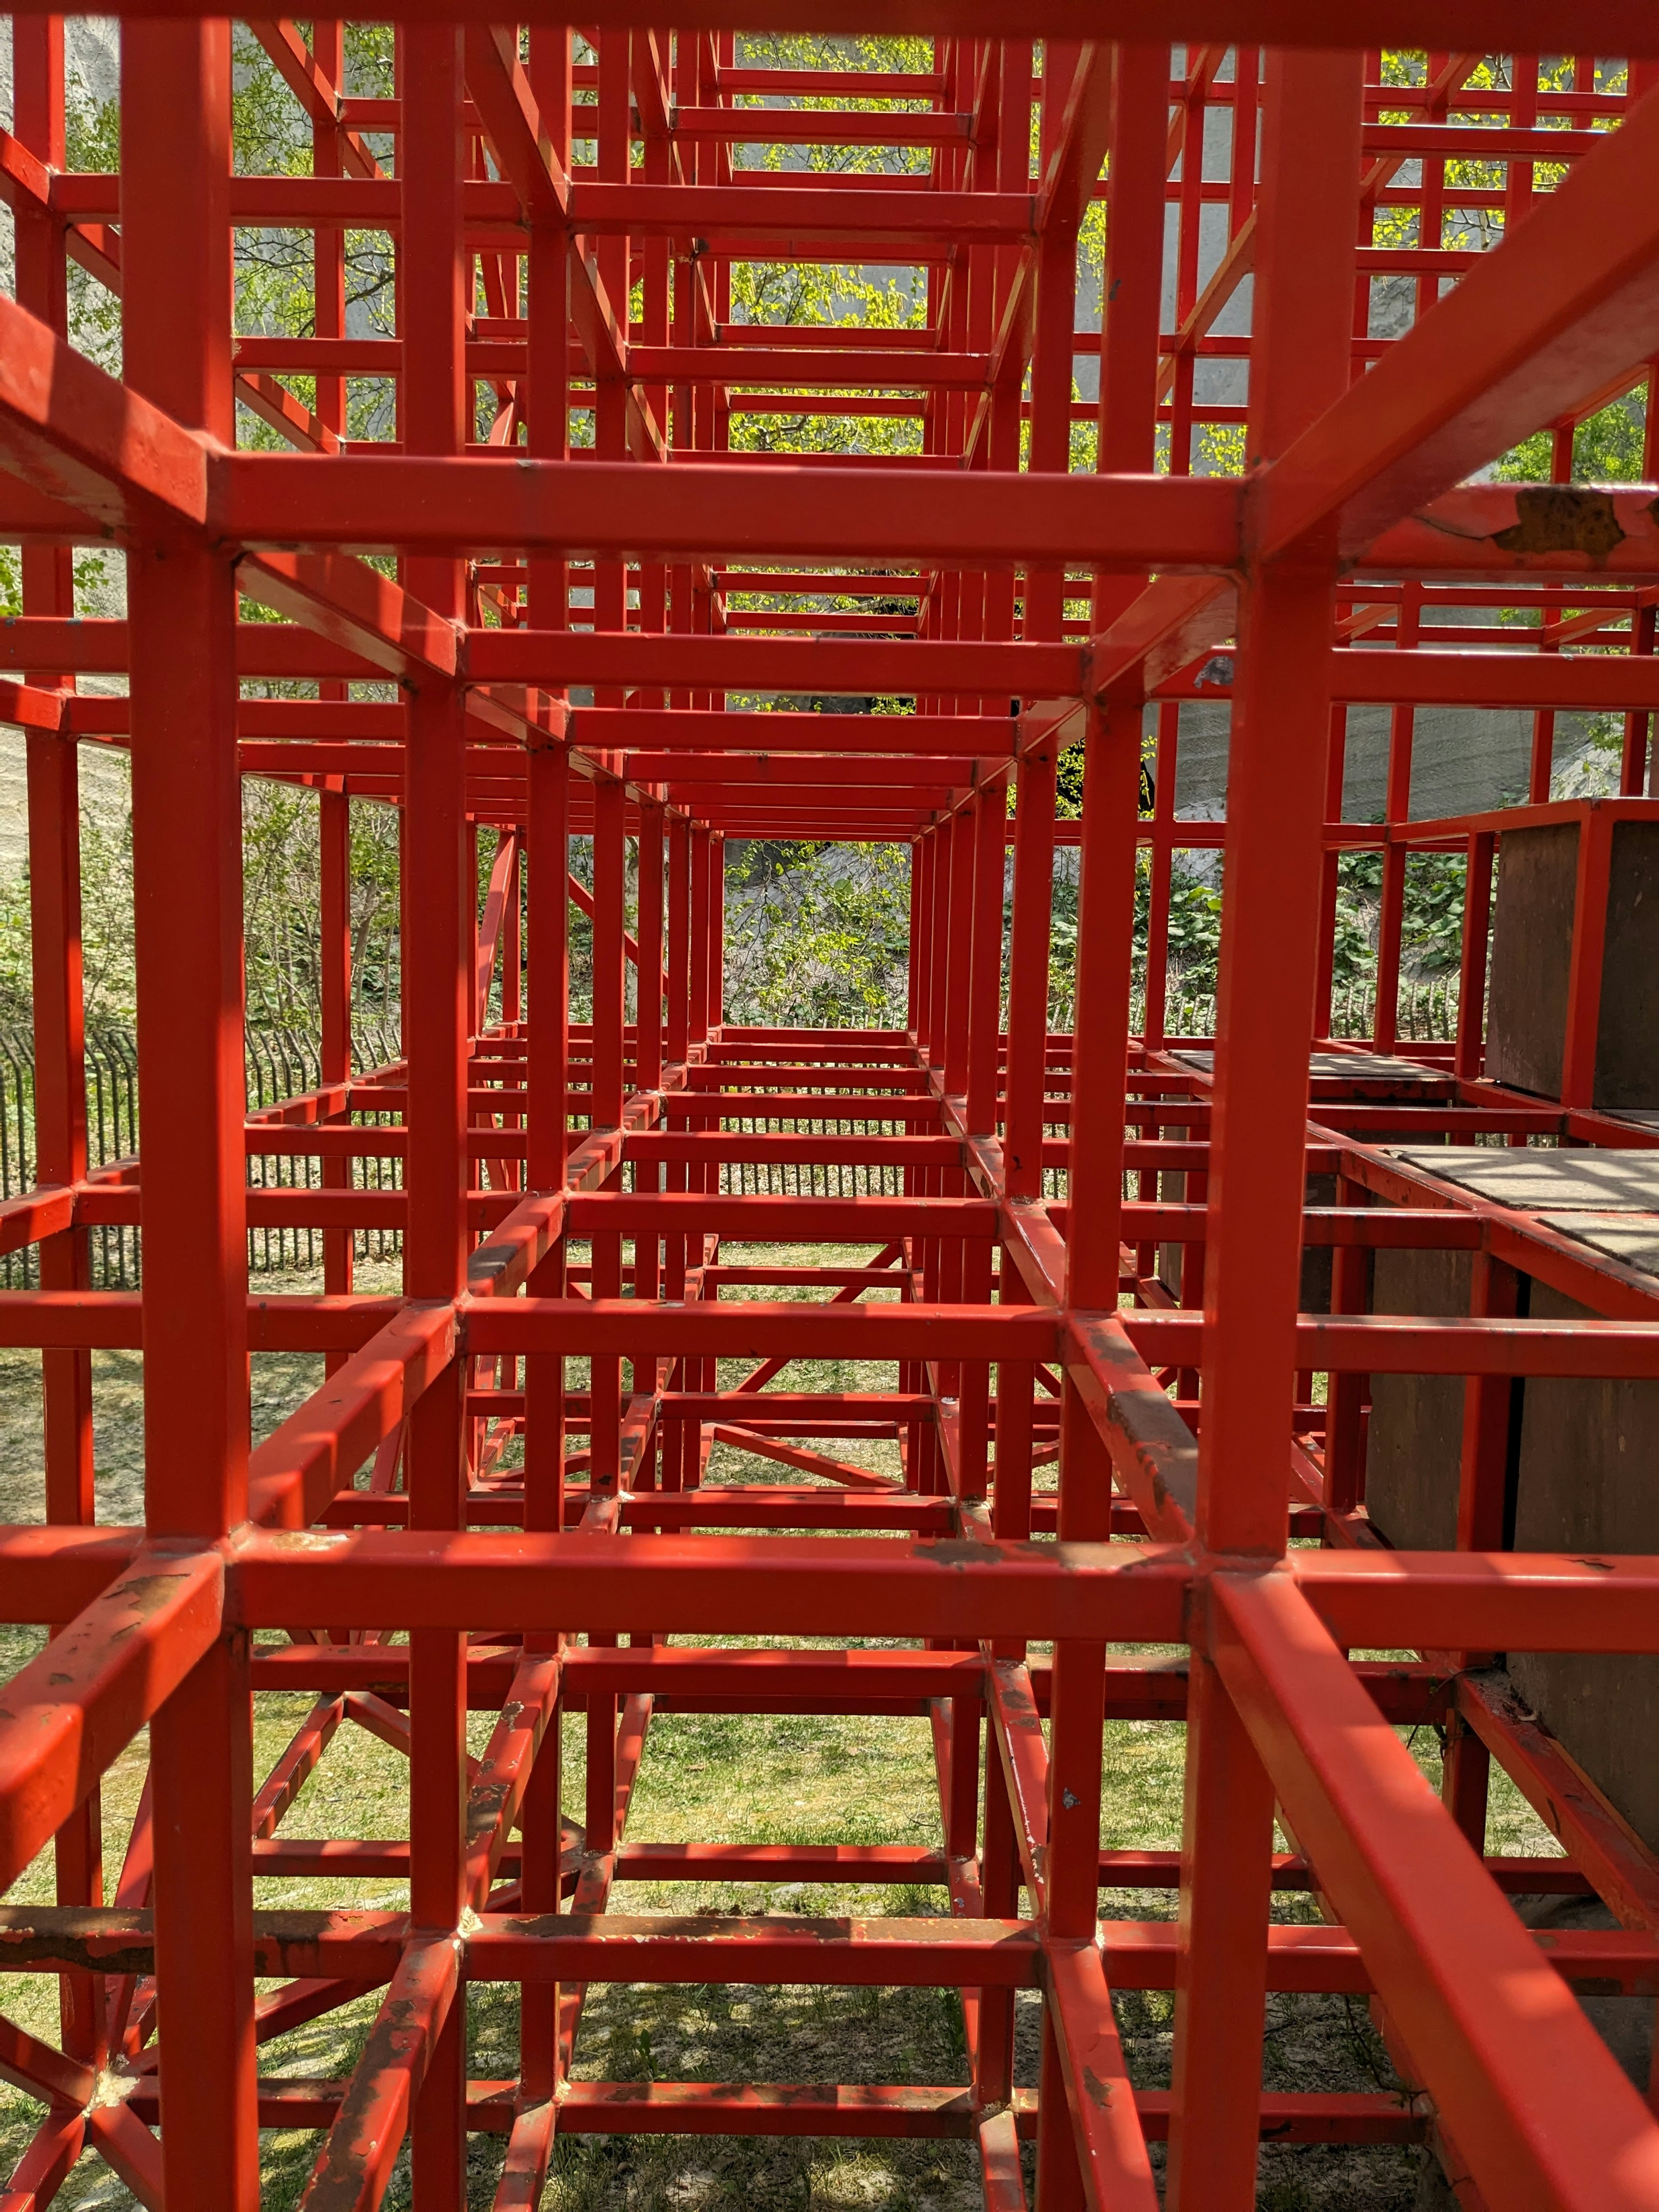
[5,4,1659,2207]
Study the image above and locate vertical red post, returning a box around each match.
[689,826,712,1048]
[312,18,347,443]
[1621,604,1654,795]
[1443,1251,1523,1842]
[667,813,691,1067]
[944,806,976,1096]
[522,739,569,2113]
[1035,1635,1113,2212]
[927,817,953,1068]
[1167,52,1361,2212]
[636,801,665,1094]
[122,21,258,2207]
[956,792,1005,1947]
[17,14,90,1529]
[1033,695,1146,2212]
[1142,707,1179,1052]
[1004,744,1058,1198]
[527,745,572,1207]
[590,781,627,1131]
[965,780,1007,1135]
[915,832,934,1046]
[634,799,665,1388]
[501,832,523,1031]
[589,777,627,1492]
[1372,659,1417,1055]
[1023,41,1089,647]
[1058,699,1141,1547]
[708,833,725,1032]
[400,28,471,2196]
[1092,39,1165,632]
[1044,174,1162,2150]
[466,821,484,1042]
[1324,1169,1370,1516]
[1064,702,1142,1322]
[906,838,925,1034]
[19,16,101,2068]
[528,22,571,643]
[320,788,354,1349]
[1313,704,1348,1040]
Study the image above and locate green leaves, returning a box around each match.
[725,842,911,1027]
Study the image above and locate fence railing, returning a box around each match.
[0,980,1462,1285]
[1,1018,404,1288]
[1113,973,1460,1046]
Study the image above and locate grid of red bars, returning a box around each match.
[2,9,1659,2211]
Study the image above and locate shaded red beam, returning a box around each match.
[0,610,1079,697]
[480,629,1080,698]
[64,1187,1003,1239]
[1112,1310,1659,1380]
[2,1904,1654,2000]
[464,1298,1052,1363]
[126,2075,1429,2146]
[582,707,1017,754]
[1333,646,1659,712]
[629,754,985,786]
[303,12,1659,63]
[0,1290,399,1352]
[215,1532,1659,1654]
[233,335,995,388]
[221,453,1237,571]
[229,1528,1191,1643]
[245,1643,1451,1728]
[50,171,1040,242]
[668,105,973,144]
[0,617,398,683]
[254,1646,992,1704]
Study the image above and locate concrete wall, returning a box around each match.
[1167,695,1606,833]
[0,731,130,878]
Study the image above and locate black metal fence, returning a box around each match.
[1,1018,404,1288]
[3,981,1462,1284]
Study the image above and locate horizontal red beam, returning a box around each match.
[133,2075,1424,2146]
[52,171,1041,242]
[63,2,1659,55]
[1112,1311,1659,1380]
[0,1291,398,1352]
[464,1299,1052,1362]
[0,1282,1604,1379]
[3,1904,1654,1999]
[222,454,1237,572]
[227,1529,1189,1641]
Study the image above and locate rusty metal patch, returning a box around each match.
[1490,487,1626,559]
